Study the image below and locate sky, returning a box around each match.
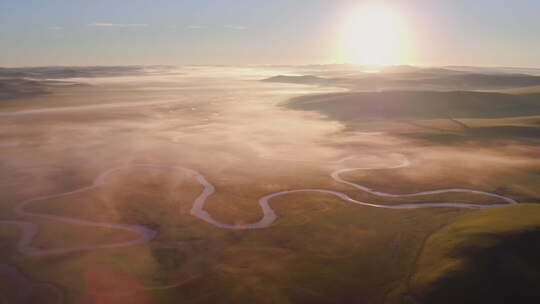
[1,0,539,67]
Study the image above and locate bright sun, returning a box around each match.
[340,5,406,66]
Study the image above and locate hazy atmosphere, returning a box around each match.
[1,1,540,304]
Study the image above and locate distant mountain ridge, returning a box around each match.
[262,67,540,91]
[0,65,176,79]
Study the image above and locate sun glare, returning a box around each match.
[340,5,407,66]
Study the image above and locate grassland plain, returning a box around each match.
[12,195,471,303]
[5,151,529,303]
[2,67,540,303]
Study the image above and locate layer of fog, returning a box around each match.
[1,66,539,250]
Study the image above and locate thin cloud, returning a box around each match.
[48,26,63,30]
[88,22,148,27]
[224,25,247,30]
[187,25,206,29]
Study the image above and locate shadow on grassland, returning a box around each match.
[283,91,540,121]
[401,125,540,145]
[0,79,50,100]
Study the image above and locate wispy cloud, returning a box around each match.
[224,25,247,30]
[187,25,206,29]
[88,22,148,27]
[48,26,63,30]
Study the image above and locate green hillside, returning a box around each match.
[409,204,540,304]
